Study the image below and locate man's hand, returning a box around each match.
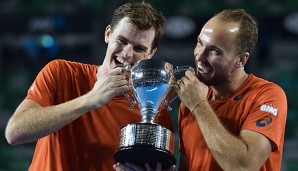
[174,70,208,112]
[86,67,130,109]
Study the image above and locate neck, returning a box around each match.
[210,70,248,100]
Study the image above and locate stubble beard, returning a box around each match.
[196,72,230,87]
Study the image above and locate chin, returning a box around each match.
[197,74,220,86]
[197,72,208,81]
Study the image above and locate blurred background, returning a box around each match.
[0,0,298,170]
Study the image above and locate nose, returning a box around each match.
[122,45,133,59]
[194,45,205,61]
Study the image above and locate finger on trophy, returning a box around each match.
[168,77,176,88]
[122,70,131,82]
[164,62,174,75]
[128,84,134,91]
[176,79,182,86]
[125,162,145,171]
[114,65,131,82]
[113,163,126,171]
[145,162,162,171]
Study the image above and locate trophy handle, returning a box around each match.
[173,65,195,74]
[162,65,195,111]
[163,92,177,111]
[115,65,137,111]
[124,92,138,111]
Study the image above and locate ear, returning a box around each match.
[236,52,249,68]
[146,47,157,59]
[104,25,112,43]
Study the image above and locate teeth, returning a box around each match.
[197,62,211,72]
[116,57,124,64]
[116,57,132,67]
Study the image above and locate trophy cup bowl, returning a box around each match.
[113,59,193,169]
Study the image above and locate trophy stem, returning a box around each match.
[140,108,157,124]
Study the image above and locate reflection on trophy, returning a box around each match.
[113,59,194,169]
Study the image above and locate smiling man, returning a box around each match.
[175,9,287,171]
[5,2,173,171]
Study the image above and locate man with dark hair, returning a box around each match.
[175,9,287,171]
[5,2,173,171]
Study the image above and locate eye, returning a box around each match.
[205,46,223,57]
[133,46,146,53]
[117,38,127,45]
[209,49,221,56]
[196,39,203,46]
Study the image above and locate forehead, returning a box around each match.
[112,17,155,48]
[199,17,239,50]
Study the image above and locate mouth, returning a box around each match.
[114,57,133,70]
[197,61,212,74]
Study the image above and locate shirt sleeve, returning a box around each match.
[241,83,287,151]
[26,60,63,107]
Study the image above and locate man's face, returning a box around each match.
[103,17,156,70]
[194,17,240,86]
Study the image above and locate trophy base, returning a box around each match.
[114,145,176,170]
[114,123,176,169]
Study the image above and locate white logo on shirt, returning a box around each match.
[260,104,278,116]
[28,84,36,93]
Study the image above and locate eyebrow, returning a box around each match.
[118,35,148,51]
[197,36,224,54]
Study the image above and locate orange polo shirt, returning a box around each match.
[178,74,287,171]
[26,59,174,171]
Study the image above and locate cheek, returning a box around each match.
[219,61,237,75]
[212,60,231,74]
[132,54,146,63]
[108,41,122,52]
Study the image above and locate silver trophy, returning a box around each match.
[113,59,194,169]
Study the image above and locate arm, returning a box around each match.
[192,101,271,170]
[175,71,272,170]
[5,67,129,145]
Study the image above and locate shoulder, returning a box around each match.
[42,59,70,73]
[44,59,98,74]
[46,59,90,68]
[248,74,286,98]
[247,75,287,112]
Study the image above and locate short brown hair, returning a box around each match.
[110,1,166,49]
[215,9,258,54]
